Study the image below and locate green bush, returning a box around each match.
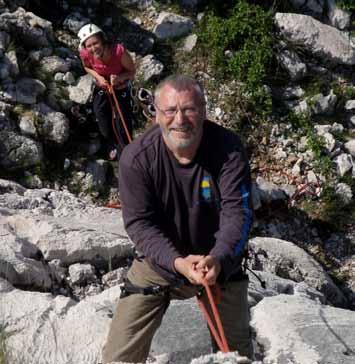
[198,0,274,115]
[338,0,355,12]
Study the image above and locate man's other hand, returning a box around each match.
[195,255,221,285]
[174,255,205,285]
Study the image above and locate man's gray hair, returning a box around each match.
[154,75,205,105]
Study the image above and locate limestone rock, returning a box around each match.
[0,130,43,170]
[15,77,46,104]
[153,12,194,40]
[0,7,54,47]
[39,55,70,74]
[335,153,353,177]
[255,177,288,204]
[335,182,353,204]
[0,223,52,289]
[327,0,351,30]
[344,139,355,157]
[249,237,347,307]
[34,103,70,144]
[2,283,121,364]
[310,91,337,115]
[275,13,355,65]
[251,294,355,364]
[277,49,307,81]
[137,54,164,81]
[68,74,95,104]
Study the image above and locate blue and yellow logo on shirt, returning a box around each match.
[200,176,211,201]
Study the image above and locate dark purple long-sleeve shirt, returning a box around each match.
[119,121,253,284]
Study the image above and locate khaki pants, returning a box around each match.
[102,259,253,363]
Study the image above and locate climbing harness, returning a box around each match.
[119,277,231,353]
[196,281,230,353]
[120,278,170,298]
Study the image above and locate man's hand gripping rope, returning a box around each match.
[174,255,230,352]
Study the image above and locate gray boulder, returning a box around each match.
[255,177,288,204]
[344,139,355,157]
[275,13,355,65]
[327,0,351,30]
[137,55,164,82]
[0,178,26,195]
[0,130,43,170]
[19,111,38,137]
[153,12,194,40]
[39,55,71,74]
[251,294,355,364]
[335,182,353,204]
[248,270,326,307]
[335,153,353,177]
[150,298,210,363]
[0,7,53,47]
[0,223,52,289]
[63,12,90,34]
[310,90,337,115]
[249,237,348,307]
[34,103,70,144]
[277,49,307,81]
[15,77,46,104]
[68,74,95,104]
[2,281,121,364]
[3,200,134,265]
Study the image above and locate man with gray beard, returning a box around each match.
[102,75,254,363]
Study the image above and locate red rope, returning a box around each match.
[196,281,230,353]
[105,201,121,209]
[106,89,125,150]
[107,84,133,144]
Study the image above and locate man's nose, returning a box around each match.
[174,108,185,124]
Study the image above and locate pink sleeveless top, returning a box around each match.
[80,43,125,78]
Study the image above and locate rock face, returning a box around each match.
[2,280,121,364]
[249,237,347,307]
[275,13,355,65]
[150,298,210,363]
[0,7,53,47]
[153,12,194,40]
[0,130,43,170]
[34,103,70,144]
[251,294,355,364]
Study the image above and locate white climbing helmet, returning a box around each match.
[77,23,103,49]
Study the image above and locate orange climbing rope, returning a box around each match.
[196,280,230,353]
[107,83,133,144]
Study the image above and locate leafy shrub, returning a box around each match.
[338,0,355,12]
[198,0,274,115]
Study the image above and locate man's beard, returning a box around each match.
[162,124,200,150]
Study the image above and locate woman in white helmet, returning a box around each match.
[78,23,136,160]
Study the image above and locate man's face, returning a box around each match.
[155,85,205,153]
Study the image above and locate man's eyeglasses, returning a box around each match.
[154,104,200,119]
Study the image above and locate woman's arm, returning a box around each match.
[110,50,136,86]
[82,63,108,88]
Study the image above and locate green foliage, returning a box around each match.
[198,0,274,115]
[288,112,333,176]
[337,0,355,11]
[319,184,355,230]
[0,324,11,364]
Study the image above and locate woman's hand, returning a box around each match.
[110,74,126,87]
[97,75,108,88]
